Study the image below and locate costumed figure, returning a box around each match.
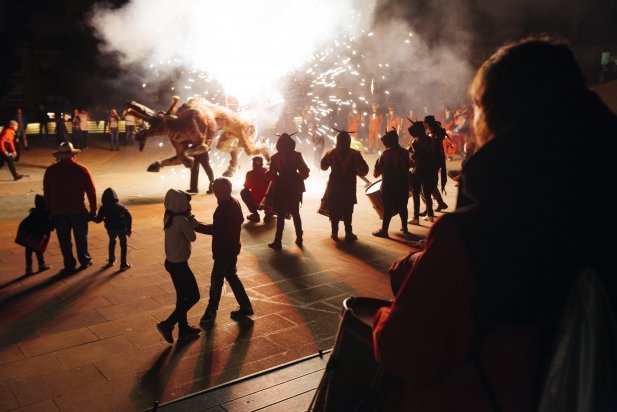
[267,132,310,250]
[372,129,411,237]
[320,130,369,241]
[126,96,269,177]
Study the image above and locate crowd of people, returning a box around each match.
[5,34,617,411]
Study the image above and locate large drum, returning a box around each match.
[310,296,398,411]
[365,180,412,220]
[365,180,390,220]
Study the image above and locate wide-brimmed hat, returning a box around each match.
[53,141,81,159]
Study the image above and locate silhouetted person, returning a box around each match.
[267,133,310,250]
[320,130,369,241]
[373,35,617,412]
[372,130,410,237]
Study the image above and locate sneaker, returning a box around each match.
[408,218,420,225]
[120,263,132,271]
[264,214,274,223]
[435,203,448,212]
[25,266,33,275]
[423,215,435,222]
[104,260,116,268]
[230,307,254,319]
[372,229,389,238]
[247,212,260,222]
[156,321,174,344]
[38,264,51,273]
[344,233,358,242]
[178,325,201,340]
[268,241,282,251]
[200,310,216,325]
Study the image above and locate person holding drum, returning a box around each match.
[372,129,411,237]
[320,130,369,242]
[372,36,617,411]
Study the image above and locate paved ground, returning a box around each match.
[0,134,459,411]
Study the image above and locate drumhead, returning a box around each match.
[365,179,382,195]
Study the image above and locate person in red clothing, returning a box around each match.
[43,142,97,274]
[240,156,273,223]
[0,120,24,180]
[372,36,617,411]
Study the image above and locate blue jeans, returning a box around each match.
[52,214,91,270]
[205,257,251,312]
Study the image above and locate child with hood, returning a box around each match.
[15,194,53,275]
[92,187,132,270]
[156,189,202,343]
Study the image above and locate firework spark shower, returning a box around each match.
[90,0,378,104]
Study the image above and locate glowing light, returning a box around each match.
[91,0,378,104]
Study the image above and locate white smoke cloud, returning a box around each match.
[90,0,378,104]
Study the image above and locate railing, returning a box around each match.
[4,121,130,135]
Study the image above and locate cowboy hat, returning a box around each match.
[53,141,81,159]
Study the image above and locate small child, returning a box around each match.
[92,187,132,270]
[15,194,53,275]
[199,178,253,325]
[156,189,202,344]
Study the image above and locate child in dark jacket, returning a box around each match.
[15,194,53,275]
[92,187,132,270]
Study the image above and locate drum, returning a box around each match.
[365,179,398,220]
[310,296,395,411]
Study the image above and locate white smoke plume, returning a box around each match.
[90,0,378,105]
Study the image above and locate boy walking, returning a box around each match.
[92,188,132,270]
[200,178,253,325]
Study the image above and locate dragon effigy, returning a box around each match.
[125,96,269,176]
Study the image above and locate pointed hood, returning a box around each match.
[380,130,399,148]
[276,133,296,152]
[336,131,351,149]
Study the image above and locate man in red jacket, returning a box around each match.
[44,142,97,274]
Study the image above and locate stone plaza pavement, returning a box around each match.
[0,135,459,411]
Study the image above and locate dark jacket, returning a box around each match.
[374,131,410,201]
[93,188,132,232]
[18,194,54,238]
[269,134,310,213]
[198,197,244,260]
